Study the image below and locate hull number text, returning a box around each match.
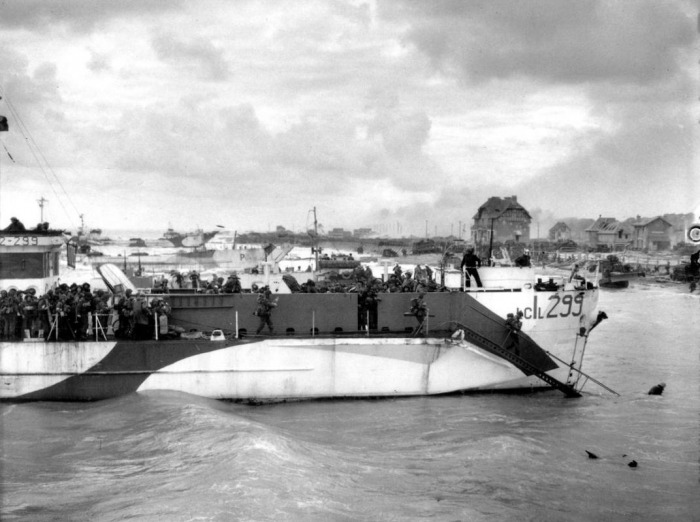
[518,294,584,320]
[0,236,39,246]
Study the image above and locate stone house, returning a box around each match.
[632,216,673,251]
[585,217,633,250]
[548,222,571,242]
[471,195,531,245]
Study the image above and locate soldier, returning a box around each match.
[115,289,135,338]
[21,289,39,338]
[460,247,483,288]
[1,289,18,340]
[92,289,111,340]
[56,293,74,340]
[505,311,523,356]
[150,297,171,338]
[37,290,52,339]
[409,292,428,336]
[131,292,152,339]
[222,273,241,293]
[0,290,6,340]
[254,287,277,335]
[3,217,26,232]
[514,249,532,267]
[76,284,94,340]
[189,271,201,290]
[401,271,416,292]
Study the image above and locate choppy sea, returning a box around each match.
[1,283,698,521]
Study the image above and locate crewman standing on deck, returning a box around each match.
[460,247,483,288]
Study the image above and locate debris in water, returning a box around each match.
[648,383,666,395]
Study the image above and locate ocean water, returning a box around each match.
[1,283,698,521]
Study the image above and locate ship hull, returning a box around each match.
[0,337,566,402]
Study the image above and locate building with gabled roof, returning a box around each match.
[549,222,571,242]
[585,216,633,250]
[632,216,673,251]
[471,195,531,246]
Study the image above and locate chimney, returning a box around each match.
[511,195,517,202]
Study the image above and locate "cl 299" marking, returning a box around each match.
[517,293,584,320]
[0,236,39,246]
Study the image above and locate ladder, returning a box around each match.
[458,326,582,398]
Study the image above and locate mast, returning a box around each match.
[313,206,319,269]
[488,217,495,266]
[37,196,48,222]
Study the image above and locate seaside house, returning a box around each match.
[632,216,673,251]
[471,195,532,245]
[585,217,633,250]
[548,222,572,242]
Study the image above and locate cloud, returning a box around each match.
[151,33,230,81]
[0,0,184,32]
[87,51,111,73]
[516,112,696,218]
[388,0,695,87]
[1,0,696,235]
[0,51,61,109]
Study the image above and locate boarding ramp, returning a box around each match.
[452,293,582,398]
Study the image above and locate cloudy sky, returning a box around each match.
[0,0,697,236]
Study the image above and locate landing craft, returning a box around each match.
[0,217,616,402]
[159,227,221,248]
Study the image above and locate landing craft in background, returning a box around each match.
[159,226,222,248]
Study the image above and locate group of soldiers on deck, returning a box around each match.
[154,271,243,294]
[0,283,170,342]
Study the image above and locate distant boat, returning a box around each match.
[159,227,220,248]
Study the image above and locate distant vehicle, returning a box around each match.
[594,255,645,289]
[411,239,443,255]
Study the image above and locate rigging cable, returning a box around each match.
[0,87,81,229]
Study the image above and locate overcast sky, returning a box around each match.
[0,0,697,236]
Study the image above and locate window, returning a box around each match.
[0,253,45,279]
